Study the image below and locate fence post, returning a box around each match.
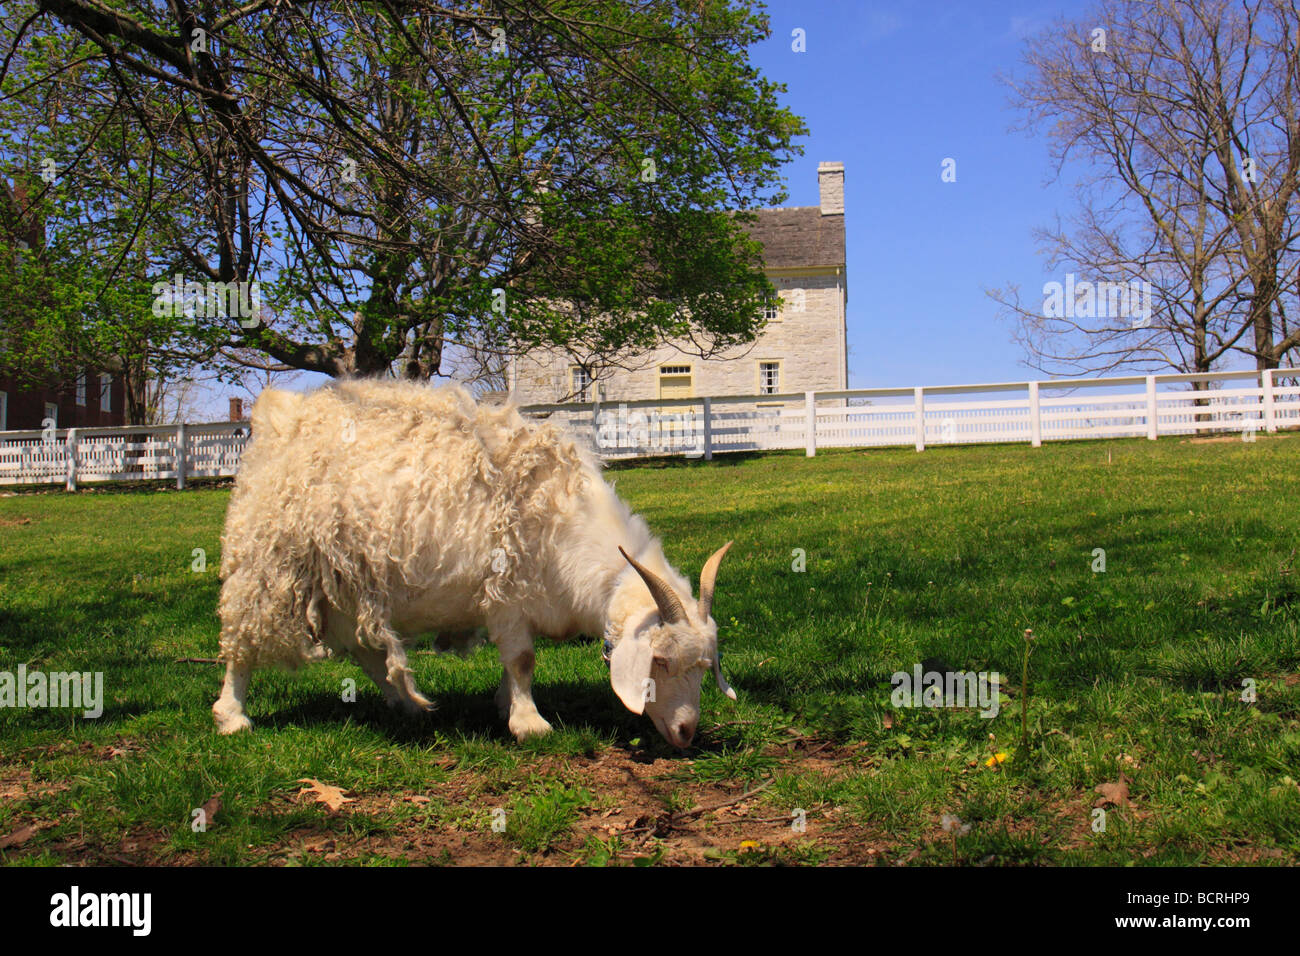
[1145,375,1158,440]
[65,428,77,491]
[1028,380,1042,448]
[176,423,187,490]
[702,397,713,461]
[805,391,816,457]
[1261,368,1277,433]
[914,387,925,451]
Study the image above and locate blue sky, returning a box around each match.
[748,0,1099,388]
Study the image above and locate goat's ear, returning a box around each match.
[610,636,656,715]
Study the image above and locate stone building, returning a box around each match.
[507,162,848,407]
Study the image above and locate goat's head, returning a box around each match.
[609,542,735,749]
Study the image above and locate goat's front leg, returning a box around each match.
[492,624,552,741]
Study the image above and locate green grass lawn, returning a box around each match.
[2,433,1299,866]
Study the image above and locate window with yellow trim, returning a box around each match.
[570,366,593,402]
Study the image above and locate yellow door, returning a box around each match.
[657,367,693,450]
[659,374,693,399]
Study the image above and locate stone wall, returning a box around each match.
[509,269,847,406]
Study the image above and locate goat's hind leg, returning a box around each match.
[213,660,254,734]
[373,639,436,716]
[324,608,434,715]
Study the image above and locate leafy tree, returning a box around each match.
[0,172,215,423]
[2,1,806,381]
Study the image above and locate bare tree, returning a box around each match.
[437,333,512,396]
[147,374,206,424]
[993,0,1300,375]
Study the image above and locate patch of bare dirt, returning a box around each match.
[157,739,904,866]
[0,767,70,803]
[37,826,183,867]
[2,739,1201,867]
[1184,435,1255,444]
[1205,843,1295,864]
[315,742,901,866]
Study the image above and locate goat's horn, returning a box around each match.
[697,540,733,620]
[619,546,688,624]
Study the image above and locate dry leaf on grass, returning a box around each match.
[0,825,35,849]
[296,778,354,811]
[198,793,222,826]
[405,794,430,805]
[1093,775,1131,808]
[103,740,144,760]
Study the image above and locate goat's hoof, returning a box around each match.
[400,695,437,716]
[509,712,553,741]
[214,711,253,734]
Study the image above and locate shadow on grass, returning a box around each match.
[256,676,749,758]
[0,477,236,496]
[605,450,774,471]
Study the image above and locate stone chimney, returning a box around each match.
[817,161,844,216]
[229,397,245,421]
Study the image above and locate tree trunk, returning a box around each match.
[1252,269,1281,369]
[1191,376,1213,436]
[123,359,149,426]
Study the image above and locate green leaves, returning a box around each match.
[2,1,806,380]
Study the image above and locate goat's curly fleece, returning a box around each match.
[217,379,637,670]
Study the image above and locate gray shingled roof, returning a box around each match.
[742,206,845,270]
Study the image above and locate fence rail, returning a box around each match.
[1,369,1296,487]
[0,421,250,489]
[521,368,1300,459]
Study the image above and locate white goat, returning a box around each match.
[212,379,735,747]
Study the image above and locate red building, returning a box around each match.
[0,370,127,431]
[1,176,128,431]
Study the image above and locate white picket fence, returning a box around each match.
[521,368,1300,459]
[0,421,250,489]
[1,369,1296,488]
